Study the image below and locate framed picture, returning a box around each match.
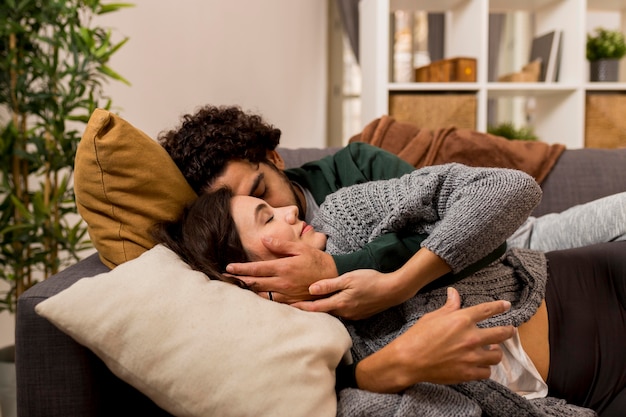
[529,30,562,82]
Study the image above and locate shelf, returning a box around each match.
[584,82,626,91]
[389,82,479,92]
[489,0,563,13]
[391,0,568,13]
[487,83,578,97]
[390,82,586,97]
[390,0,466,12]
[360,0,626,149]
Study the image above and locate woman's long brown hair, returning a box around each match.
[152,187,250,289]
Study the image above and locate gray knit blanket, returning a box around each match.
[310,165,597,416]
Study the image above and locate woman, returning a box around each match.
[154,163,625,416]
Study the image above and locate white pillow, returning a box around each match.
[35,245,352,417]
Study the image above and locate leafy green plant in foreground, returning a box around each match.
[0,0,133,312]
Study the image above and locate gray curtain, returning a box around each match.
[427,13,444,62]
[335,0,445,65]
[487,13,505,125]
[335,0,360,62]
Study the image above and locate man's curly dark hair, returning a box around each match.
[158,105,282,193]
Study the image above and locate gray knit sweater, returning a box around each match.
[311,164,596,417]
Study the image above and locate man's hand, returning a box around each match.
[291,269,408,320]
[292,248,452,320]
[355,287,515,393]
[225,238,338,303]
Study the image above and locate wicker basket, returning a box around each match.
[389,93,476,130]
[585,94,626,148]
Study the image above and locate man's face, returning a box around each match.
[209,160,305,219]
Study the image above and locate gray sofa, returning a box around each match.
[16,145,626,417]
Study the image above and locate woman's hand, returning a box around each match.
[355,287,515,392]
[225,238,338,303]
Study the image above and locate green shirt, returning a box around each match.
[285,142,505,279]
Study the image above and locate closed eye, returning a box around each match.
[254,202,273,226]
[250,173,265,198]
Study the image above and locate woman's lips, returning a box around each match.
[301,223,313,235]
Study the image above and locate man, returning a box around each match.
[158,104,624,393]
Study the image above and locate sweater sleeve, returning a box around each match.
[315,163,542,273]
[286,142,422,274]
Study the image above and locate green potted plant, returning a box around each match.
[1,0,133,313]
[487,122,538,141]
[0,1,132,414]
[586,27,626,81]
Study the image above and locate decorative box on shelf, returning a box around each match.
[498,59,541,83]
[389,93,476,130]
[415,57,477,82]
[585,93,626,148]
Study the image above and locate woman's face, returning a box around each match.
[231,195,327,261]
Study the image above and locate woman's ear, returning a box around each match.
[266,150,285,170]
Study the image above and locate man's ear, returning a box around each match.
[266,150,285,170]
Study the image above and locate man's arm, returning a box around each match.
[229,143,423,301]
[354,288,514,392]
[293,247,451,320]
[228,145,534,312]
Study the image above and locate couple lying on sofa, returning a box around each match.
[151,105,626,416]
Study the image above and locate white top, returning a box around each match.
[490,329,548,399]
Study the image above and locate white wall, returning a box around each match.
[0,282,13,348]
[97,0,328,148]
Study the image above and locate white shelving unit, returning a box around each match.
[360,0,626,148]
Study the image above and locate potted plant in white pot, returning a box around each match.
[0,2,132,415]
[587,27,626,81]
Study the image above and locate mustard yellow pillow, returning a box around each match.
[75,109,197,268]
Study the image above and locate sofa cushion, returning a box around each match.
[74,108,197,269]
[533,147,626,216]
[35,244,352,417]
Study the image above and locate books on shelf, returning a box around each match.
[529,30,563,82]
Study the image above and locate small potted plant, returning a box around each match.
[487,122,538,141]
[586,27,626,81]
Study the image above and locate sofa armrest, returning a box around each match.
[15,147,340,417]
[15,253,172,417]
